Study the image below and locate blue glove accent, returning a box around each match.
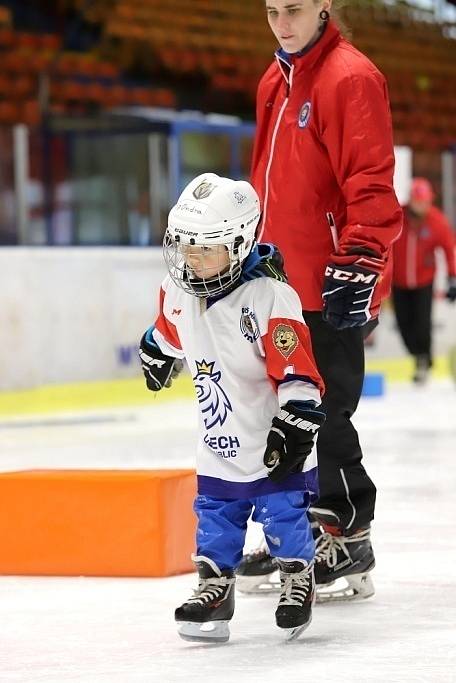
[143,326,160,351]
[287,400,319,411]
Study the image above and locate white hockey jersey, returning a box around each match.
[151,270,324,500]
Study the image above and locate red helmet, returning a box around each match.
[410,178,434,203]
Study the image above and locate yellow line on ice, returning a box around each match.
[0,375,195,417]
[0,356,450,417]
[365,354,449,383]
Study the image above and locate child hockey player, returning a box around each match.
[139,173,325,643]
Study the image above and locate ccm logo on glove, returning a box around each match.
[324,265,377,284]
[322,260,380,330]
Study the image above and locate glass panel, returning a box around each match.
[240,135,254,180]
[180,132,231,191]
[147,133,170,244]
[71,133,151,245]
[28,131,71,246]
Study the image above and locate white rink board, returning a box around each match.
[1,245,455,390]
[0,248,167,390]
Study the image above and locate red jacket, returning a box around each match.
[250,21,403,314]
[392,205,456,289]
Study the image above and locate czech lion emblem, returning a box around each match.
[193,359,232,429]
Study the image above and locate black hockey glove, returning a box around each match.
[322,256,381,330]
[263,402,326,483]
[139,331,183,391]
[446,277,456,303]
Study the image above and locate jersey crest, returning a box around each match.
[240,307,260,343]
[193,359,232,429]
[272,323,299,358]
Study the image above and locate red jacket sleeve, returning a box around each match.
[432,209,456,278]
[319,67,403,265]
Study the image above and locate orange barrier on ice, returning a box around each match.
[0,469,197,577]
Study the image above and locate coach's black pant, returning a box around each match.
[392,284,433,365]
[303,312,377,532]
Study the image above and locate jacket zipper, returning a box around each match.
[258,64,294,242]
[326,212,339,251]
[406,231,417,288]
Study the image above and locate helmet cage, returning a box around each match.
[163,232,248,298]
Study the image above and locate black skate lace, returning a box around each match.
[278,566,313,607]
[187,576,235,606]
[315,528,371,569]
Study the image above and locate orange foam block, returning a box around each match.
[0,469,197,577]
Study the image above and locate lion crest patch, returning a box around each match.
[273,323,299,358]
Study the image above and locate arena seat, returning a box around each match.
[0,0,455,147]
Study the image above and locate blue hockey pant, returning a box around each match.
[193,490,314,570]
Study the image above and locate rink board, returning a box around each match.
[0,469,197,577]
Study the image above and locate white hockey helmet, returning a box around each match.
[163,173,261,297]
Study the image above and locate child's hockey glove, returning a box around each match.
[263,401,325,483]
[446,276,456,303]
[139,330,183,391]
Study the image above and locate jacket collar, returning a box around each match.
[274,20,341,76]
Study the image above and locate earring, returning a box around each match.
[319,9,330,21]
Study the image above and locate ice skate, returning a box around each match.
[175,555,235,643]
[236,542,279,594]
[236,517,321,594]
[412,354,430,384]
[314,523,375,603]
[275,559,315,641]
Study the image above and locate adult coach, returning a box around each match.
[237,0,403,601]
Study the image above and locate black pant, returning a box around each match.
[392,285,433,365]
[303,312,377,532]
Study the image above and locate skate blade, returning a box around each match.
[236,572,280,594]
[177,620,230,643]
[282,616,312,642]
[316,572,375,603]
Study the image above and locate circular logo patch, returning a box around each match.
[240,307,260,343]
[298,101,312,128]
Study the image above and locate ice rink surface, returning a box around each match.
[1,379,456,683]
